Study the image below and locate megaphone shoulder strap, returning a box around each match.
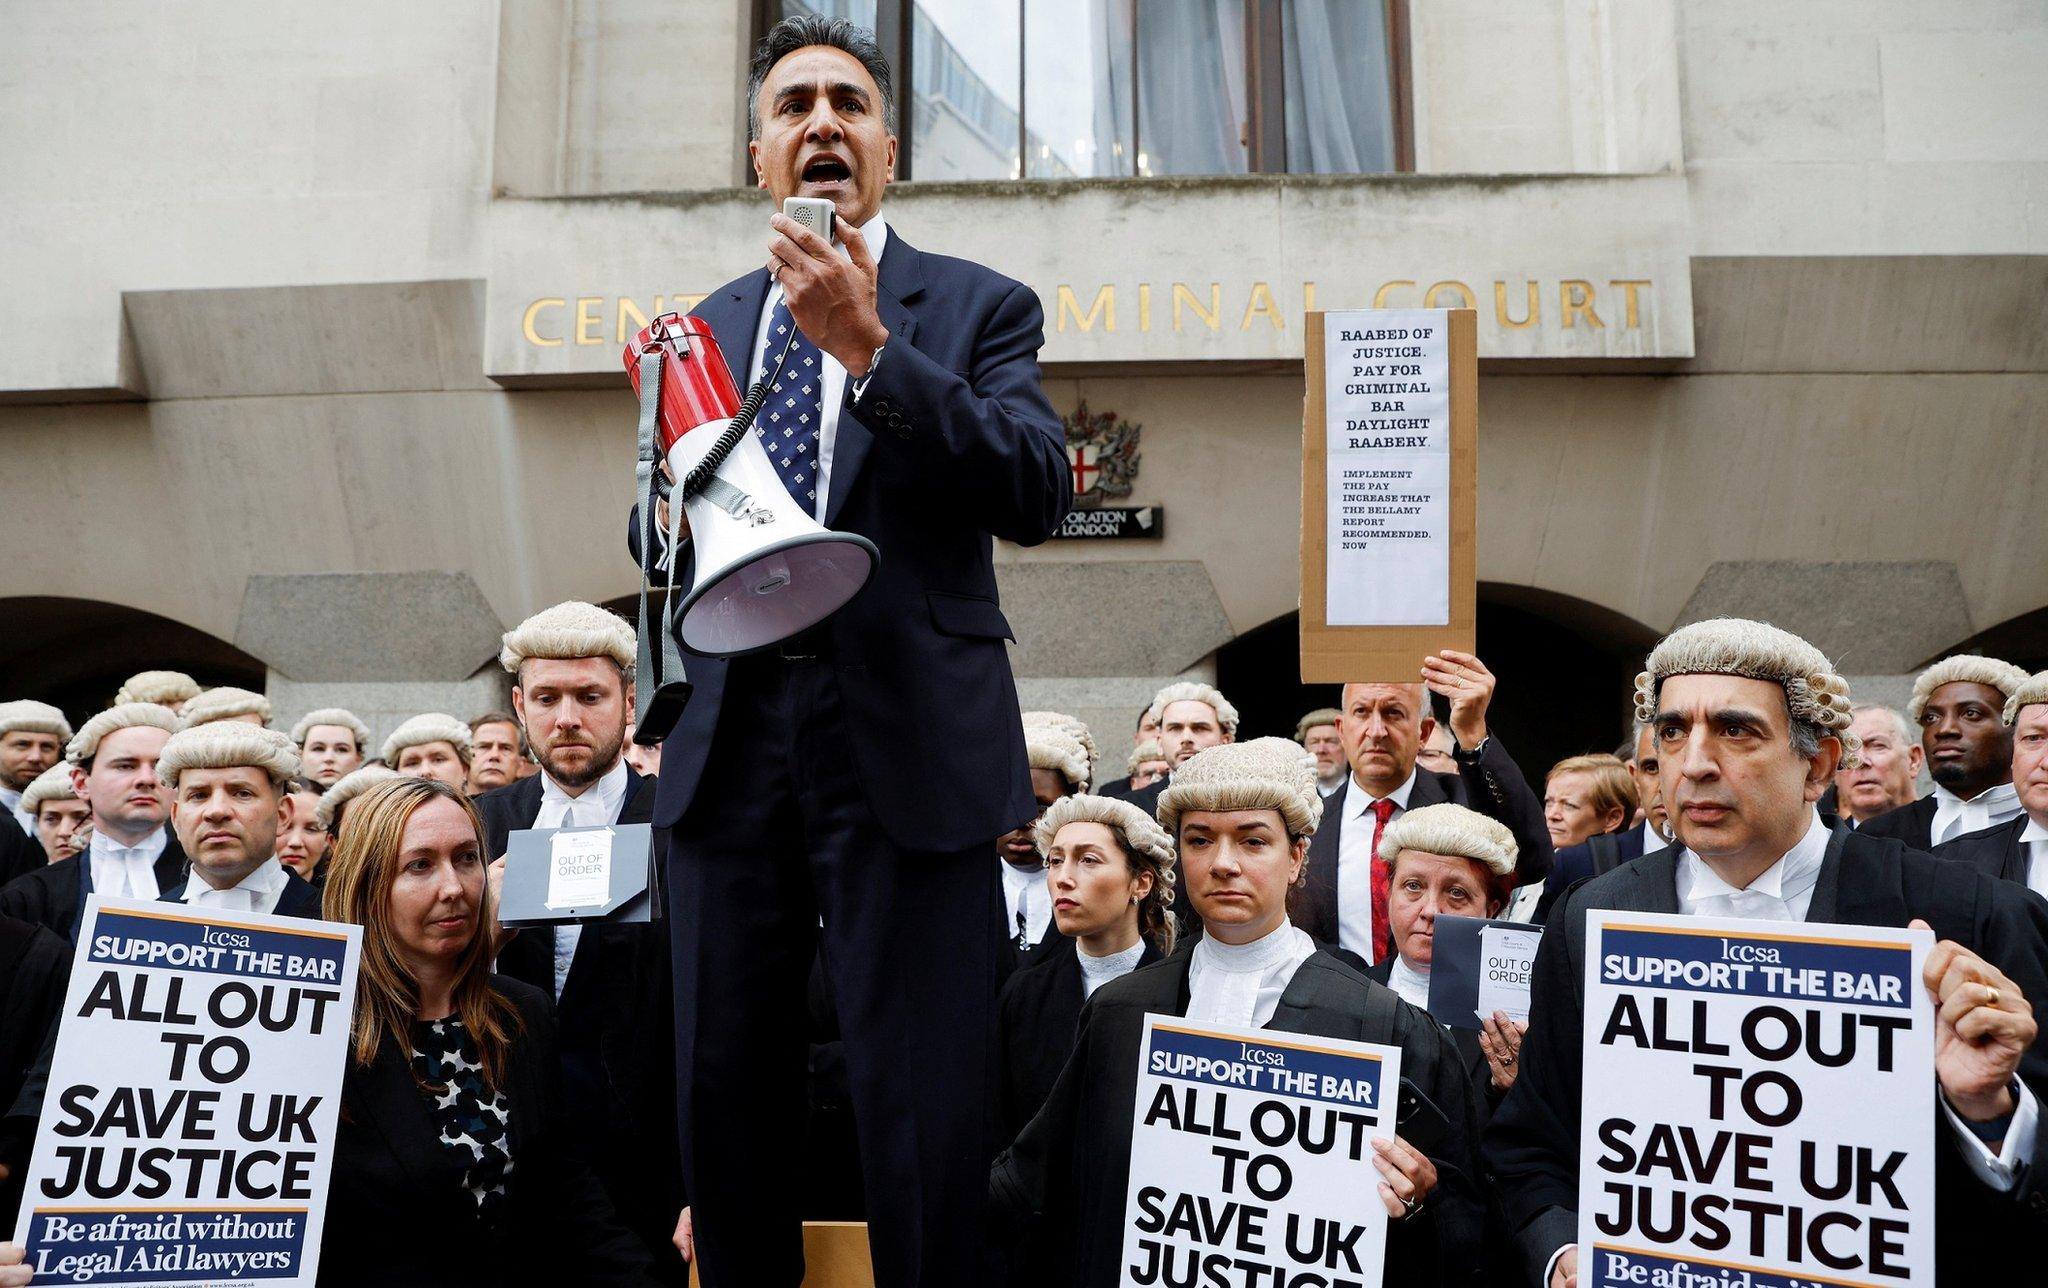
[634,348,687,731]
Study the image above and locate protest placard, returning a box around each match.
[1122,1015,1403,1288]
[1425,915,1540,1030]
[13,895,362,1287]
[1577,912,1934,1288]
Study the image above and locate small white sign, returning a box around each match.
[1474,923,1538,1024]
[1322,309,1452,627]
[546,827,613,911]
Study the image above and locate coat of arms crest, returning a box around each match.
[1061,401,1141,509]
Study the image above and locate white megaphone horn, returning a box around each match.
[625,312,878,657]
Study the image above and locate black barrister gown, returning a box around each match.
[990,943,1489,1287]
[997,935,1162,1140]
[1485,827,2048,1287]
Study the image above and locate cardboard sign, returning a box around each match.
[1301,309,1476,683]
[1577,913,1935,1287]
[13,896,362,1287]
[1425,915,1540,1030]
[1122,1015,1403,1288]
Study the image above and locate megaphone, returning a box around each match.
[625,313,879,657]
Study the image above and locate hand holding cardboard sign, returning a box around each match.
[0,1242,30,1288]
[1370,1134,1438,1219]
[1421,649,1494,750]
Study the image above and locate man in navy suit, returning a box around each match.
[628,17,1067,1287]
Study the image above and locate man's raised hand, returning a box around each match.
[767,213,889,376]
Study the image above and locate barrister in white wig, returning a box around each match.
[177,685,273,730]
[1860,653,2032,850]
[1099,681,1239,817]
[316,764,400,842]
[1487,618,2048,1288]
[19,764,89,864]
[995,716,1095,978]
[112,669,200,714]
[155,722,320,917]
[473,600,684,1278]
[290,707,371,789]
[1935,670,2048,895]
[0,704,183,940]
[0,701,72,883]
[992,738,1489,1288]
[382,713,473,790]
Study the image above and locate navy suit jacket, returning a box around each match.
[630,228,1069,851]
[1856,793,1936,851]
[1934,815,2033,886]
[1531,826,1647,924]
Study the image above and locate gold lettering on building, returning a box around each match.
[523,298,566,347]
[1138,283,1152,332]
[575,297,605,345]
[1241,282,1284,331]
[1302,281,1317,314]
[1609,279,1650,329]
[1173,282,1221,332]
[1560,280,1602,329]
[1372,280,1415,308]
[616,296,652,345]
[1057,284,1115,333]
[1424,280,1476,310]
[1494,280,1539,330]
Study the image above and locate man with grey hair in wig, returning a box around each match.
[289,707,370,790]
[1100,680,1238,816]
[113,670,200,714]
[381,713,472,790]
[1487,619,2048,1288]
[992,738,1488,1286]
[1938,671,2048,896]
[1295,705,1347,797]
[154,722,320,917]
[1861,654,2031,850]
[176,686,272,730]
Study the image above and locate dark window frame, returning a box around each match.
[751,0,1411,181]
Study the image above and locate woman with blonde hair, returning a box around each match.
[317,776,655,1286]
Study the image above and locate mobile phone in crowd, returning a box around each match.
[1393,1077,1451,1156]
[782,196,836,242]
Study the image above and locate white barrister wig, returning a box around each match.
[500,600,636,673]
[381,713,474,766]
[66,702,182,764]
[1025,724,1092,793]
[1146,682,1241,738]
[2002,671,2048,725]
[0,700,72,742]
[1022,711,1098,775]
[1375,802,1518,876]
[114,670,202,707]
[1293,707,1344,743]
[289,707,373,750]
[157,722,301,790]
[316,764,401,831]
[1126,739,1165,775]
[1035,793,1177,872]
[1908,654,2031,722]
[177,686,273,730]
[18,762,78,818]
[1634,618,1862,767]
[1157,737,1323,839]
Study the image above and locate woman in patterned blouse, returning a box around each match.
[317,776,656,1287]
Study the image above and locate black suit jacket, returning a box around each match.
[1857,793,1937,851]
[157,867,322,918]
[992,944,1489,1287]
[0,814,43,888]
[1532,827,1647,924]
[320,977,655,1287]
[1097,776,1165,815]
[1295,740,1554,952]
[1485,828,2048,1286]
[0,832,187,940]
[629,230,1070,852]
[471,769,683,1275]
[995,935,1161,1139]
[0,914,68,1229]
[1935,815,2033,886]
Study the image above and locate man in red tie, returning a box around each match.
[1293,651,1554,962]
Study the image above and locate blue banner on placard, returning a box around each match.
[1598,925,1913,1009]
[86,909,347,984]
[1147,1024,1385,1112]
[21,1208,306,1283]
[1589,1241,1877,1288]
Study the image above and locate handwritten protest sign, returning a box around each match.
[1123,1015,1403,1288]
[13,896,361,1287]
[1577,913,1934,1287]
[1426,915,1539,1029]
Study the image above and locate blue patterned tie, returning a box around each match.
[755,295,824,508]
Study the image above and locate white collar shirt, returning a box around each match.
[1077,939,1147,998]
[1187,919,1318,1030]
[183,856,290,914]
[1337,769,1418,962]
[1931,782,2022,848]
[533,759,632,1000]
[747,212,891,523]
[88,827,168,901]
[1674,810,1829,922]
[1642,819,1670,853]
[2021,817,2048,901]
[1387,954,1432,1012]
[1000,859,1052,950]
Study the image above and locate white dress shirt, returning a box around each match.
[88,827,168,900]
[1931,782,2022,847]
[1077,939,1147,998]
[1387,954,1432,1011]
[2021,817,2048,902]
[1337,769,1418,963]
[183,855,291,914]
[533,760,632,1000]
[1000,859,1052,950]
[1,786,32,838]
[746,212,891,523]
[1642,819,1671,852]
[1187,920,1318,1030]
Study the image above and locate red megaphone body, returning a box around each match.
[624,313,742,455]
